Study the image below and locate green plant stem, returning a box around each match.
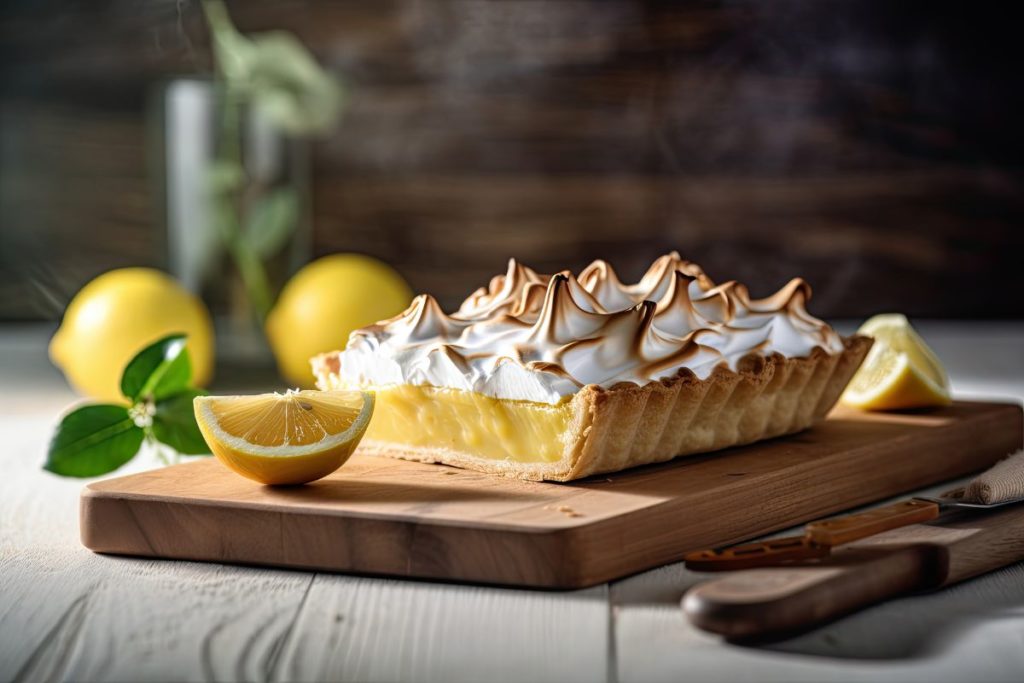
[214,81,274,323]
[148,433,173,466]
[231,235,274,321]
[201,0,233,45]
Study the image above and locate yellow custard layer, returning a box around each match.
[365,385,574,463]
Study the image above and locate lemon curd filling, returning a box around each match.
[365,385,575,463]
[311,253,857,480]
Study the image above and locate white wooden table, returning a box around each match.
[2,322,1023,683]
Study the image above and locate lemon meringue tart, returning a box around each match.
[313,254,871,482]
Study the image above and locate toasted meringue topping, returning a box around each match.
[330,253,844,403]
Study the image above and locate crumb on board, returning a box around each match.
[546,504,582,518]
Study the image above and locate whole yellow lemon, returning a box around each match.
[49,268,215,402]
[266,254,413,387]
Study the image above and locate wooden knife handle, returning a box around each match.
[806,499,940,546]
[682,545,935,640]
[685,500,940,571]
[684,535,829,571]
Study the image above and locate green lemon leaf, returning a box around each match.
[152,389,212,455]
[246,187,298,259]
[120,334,192,402]
[44,405,145,477]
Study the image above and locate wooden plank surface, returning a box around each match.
[0,335,610,683]
[612,563,1024,683]
[4,324,1024,682]
[81,401,1022,588]
[682,502,1024,639]
[4,2,1024,320]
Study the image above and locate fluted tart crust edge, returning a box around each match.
[314,335,872,482]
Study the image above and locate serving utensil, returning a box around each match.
[683,501,1024,640]
[685,450,1024,571]
[683,449,1024,639]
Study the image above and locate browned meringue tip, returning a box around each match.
[753,277,813,312]
[579,257,626,291]
[369,293,432,330]
[654,270,696,311]
[330,252,845,402]
[310,350,341,376]
[527,272,573,342]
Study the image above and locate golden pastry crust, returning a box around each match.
[313,335,872,482]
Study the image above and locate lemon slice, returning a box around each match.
[842,314,951,411]
[194,390,374,485]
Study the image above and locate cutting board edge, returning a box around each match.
[77,400,1024,589]
[517,401,1024,586]
[79,481,604,536]
[79,489,605,588]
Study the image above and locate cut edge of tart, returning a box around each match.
[315,338,870,481]
[307,250,868,481]
[312,254,872,481]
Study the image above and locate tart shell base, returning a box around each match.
[315,335,873,482]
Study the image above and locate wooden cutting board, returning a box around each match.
[81,401,1022,589]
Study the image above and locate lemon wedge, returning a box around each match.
[842,314,951,411]
[194,390,374,485]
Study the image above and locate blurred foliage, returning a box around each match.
[202,0,344,322]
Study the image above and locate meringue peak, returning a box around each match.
[335,254,844,403]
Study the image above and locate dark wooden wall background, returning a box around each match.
[2,0,1022,319]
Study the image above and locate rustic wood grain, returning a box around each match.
[0,329,611,683]
[272,575,608,683]
[614,564,1024,683]
[2,1,1023,318]
[3,324,1024,681]
[80,401,1022,588]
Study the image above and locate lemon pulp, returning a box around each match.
[194,390,374,484]
[842,314,951,411]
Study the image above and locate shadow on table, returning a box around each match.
[760,562,1024,660]
[614,561,1024,660]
